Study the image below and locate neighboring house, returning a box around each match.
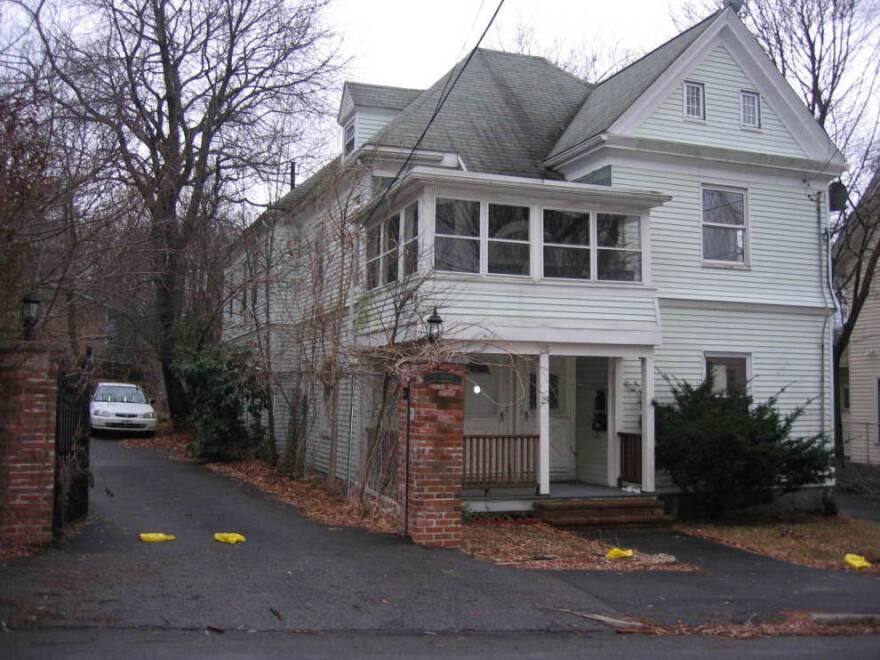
[838,170,880,465]
[223,7,844,512]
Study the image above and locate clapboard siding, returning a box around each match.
[612,162,827,307]
[845,284,880,464]
[355,108,400,148]
[635,44,806,158]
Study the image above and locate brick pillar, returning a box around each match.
[398,363,465,548]
[0,342,62,547]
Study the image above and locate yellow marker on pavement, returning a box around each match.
[140,533,176,543]
[214,532,247,544]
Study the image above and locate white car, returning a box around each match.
[90,382,157,435]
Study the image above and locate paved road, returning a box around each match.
[2,439,879,658]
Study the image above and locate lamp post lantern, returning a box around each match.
[426,307,443,343]
[21,293,41,339]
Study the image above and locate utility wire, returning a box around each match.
[360,0,506,226]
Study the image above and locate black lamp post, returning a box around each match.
[22,293,41,339]
[426,307,443,343]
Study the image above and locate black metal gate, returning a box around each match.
[54,369,91,532]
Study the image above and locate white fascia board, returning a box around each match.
[402,166,672,210]
[610,9,845,168]
[337,84,354,125]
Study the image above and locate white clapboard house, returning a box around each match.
[223,6,844,515]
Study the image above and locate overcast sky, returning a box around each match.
[326,0,692,90]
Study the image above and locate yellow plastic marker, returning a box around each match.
[214,532,247,544]
[844,553,872,570]
[606,547,634,560]
[140,533,176,543]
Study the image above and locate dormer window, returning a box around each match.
[684,81,705,120]
[740,91,760,128]
[344,120,355,155]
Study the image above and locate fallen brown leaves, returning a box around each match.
[550,608,880,638]
[120,432,193,461]
[679,515,880,572]
[461,519,695,571]
[204,459,398,534]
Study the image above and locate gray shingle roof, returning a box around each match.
[346,82,423,111]
[364,49,592,178]
[549,11,721,160]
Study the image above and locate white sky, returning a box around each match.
[326,0,689,90]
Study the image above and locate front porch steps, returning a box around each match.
[533,496,672,527]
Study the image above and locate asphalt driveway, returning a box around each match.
[2,439,879,658]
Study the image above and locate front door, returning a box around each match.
[512,356,576,481]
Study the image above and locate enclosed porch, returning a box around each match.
[460,350,657,513]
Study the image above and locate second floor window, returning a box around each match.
[403,203,418,276]
[684,81,705,120]
[366,202,420,289]
[597,214,642,281]
[702,187,746,263]
[435,198,479,273]
[488,203,530,275]
[543,209,590,279]
[741,91,760,128]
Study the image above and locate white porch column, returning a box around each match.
[606,357,622,487]
[538,350,551,495]
[640,355,656,493]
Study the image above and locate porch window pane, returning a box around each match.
[544,246,591,279]
[597,214,641,282]
[403,203,418,276]
[543,210,589,245]
[436,198,479,237]
[489,204,529,240]
[366,224,381,290]
[598,214,641,249]
[488,241,529,275]
[488,203,529,275]
[597,249,641,281]
[435,237,479,272]
[366,260,379,290]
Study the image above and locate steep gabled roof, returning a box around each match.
[364,49,592,178]
[548,10,721,161]
[346,82,423,111]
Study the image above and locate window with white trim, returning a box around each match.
[383,214,399,284]
[403,202,418,276]
[435,198,480,273]
[684,81,705,120]
[702,186,746,263]
[488,203,530,275]
[705,354,748,395]
[741,90,760,128]
[597,214,642,282]
[543,209,591,279]
[365,224,381,290]
[344,121,355,155]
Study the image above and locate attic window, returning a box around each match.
[344,120,355,155]
[741,91,760,128]
[684,81,705,120]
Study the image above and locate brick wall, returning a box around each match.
[398,364,465,548]
[0,342,62,547]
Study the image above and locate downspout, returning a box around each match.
[815,189,836,439]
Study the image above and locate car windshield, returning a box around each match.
[93,386,148,404]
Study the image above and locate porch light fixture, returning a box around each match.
[21,293,41,339]
[426,307,443,343]
[473,385,481,394]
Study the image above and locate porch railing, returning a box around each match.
[618,432,642,485]
[463,434,539,488]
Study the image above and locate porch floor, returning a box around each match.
[463,481,645,514]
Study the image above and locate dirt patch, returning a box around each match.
[679,515,880,572]
[461,519,696,571]
[120,432,194,461]
[204,459,398,534]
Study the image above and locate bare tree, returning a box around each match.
[12,0,341,420]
